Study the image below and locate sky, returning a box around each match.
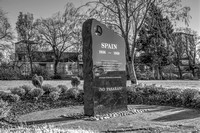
[177,0,200,35]
[0,0,200,36]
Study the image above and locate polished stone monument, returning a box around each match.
[82,19,127,116]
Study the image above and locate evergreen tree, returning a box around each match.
[137,3,174,79]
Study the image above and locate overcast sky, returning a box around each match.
[0,0,199,35]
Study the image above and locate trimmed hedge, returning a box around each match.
[127,84,200,108]
[0,68,20,80]
[2,83,200,110]
[0,84,83,104]
[32,66,52,80]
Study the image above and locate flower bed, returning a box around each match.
[0,83,83,125]
[1,82,200,126]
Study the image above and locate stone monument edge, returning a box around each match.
[82,19,95,116]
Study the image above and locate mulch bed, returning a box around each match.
[0,98,83,126]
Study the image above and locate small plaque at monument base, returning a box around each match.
[82,19,127,116]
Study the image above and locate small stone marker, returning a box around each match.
[82,19,127,116]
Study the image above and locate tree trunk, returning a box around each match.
[27,44,33,76]
[152,66,155,79]
[29,55,33,76]
[124,36,137,85]
[154,65,159,80]
[177,62,183,79]
[191,67,195,78]
[188,59,195,78]
[175,51,183,79]
[127,58,138,84]
[158,65,163,80]
[54,59,59,75]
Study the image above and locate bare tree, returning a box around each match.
[172,32,185,79]
[16,12,39,75]
[35,3,84,75]
[80,0,191,84]
[0,8,13,52]
[176,28,200,77]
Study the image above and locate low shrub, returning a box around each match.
[142,84,165,95]
[163,73,179,80]
[28,88,44,100]
[182,73,194,80]
[0,67,20,80]
[0,99,10,119]
[5,94,20,103]
[42,84,61,95]
[49,91,60,101]
[32,74,43,88]
[135,95,144,104]
[77,90,84,102]
[52,74,62,79]
[57,85,68,94]
[127,84,183,106]
[9,87,26,97]
[1,90,20,103]
[71,76,80,88]
[136,69,154,80]
[33,66,52,80]
[127,86,138,104]
[0,91,9,100]
[128,84,163,104]
[192,94,200,108]
[181,88,199,107]
[136,73,148,80]
[163,88,182,106]
[52,73,72,80]
[42,84,53,94]
[21,85,32,95]
[65,87,80,100]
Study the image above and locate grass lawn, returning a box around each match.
[0,80,200,92]
[139,80,200,90]
[0,80,84,92]
[0,80,200,91]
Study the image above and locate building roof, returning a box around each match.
[15,40,38,44]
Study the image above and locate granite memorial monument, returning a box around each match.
[82,19,127,116]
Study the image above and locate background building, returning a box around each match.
[14,41,83,78]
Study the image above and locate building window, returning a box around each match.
[50,64,54,70]
[65,65,68,72]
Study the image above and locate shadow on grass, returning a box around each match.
[18,117,80,125]
[153,109,200,122]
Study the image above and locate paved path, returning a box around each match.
[18,105,200,132]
